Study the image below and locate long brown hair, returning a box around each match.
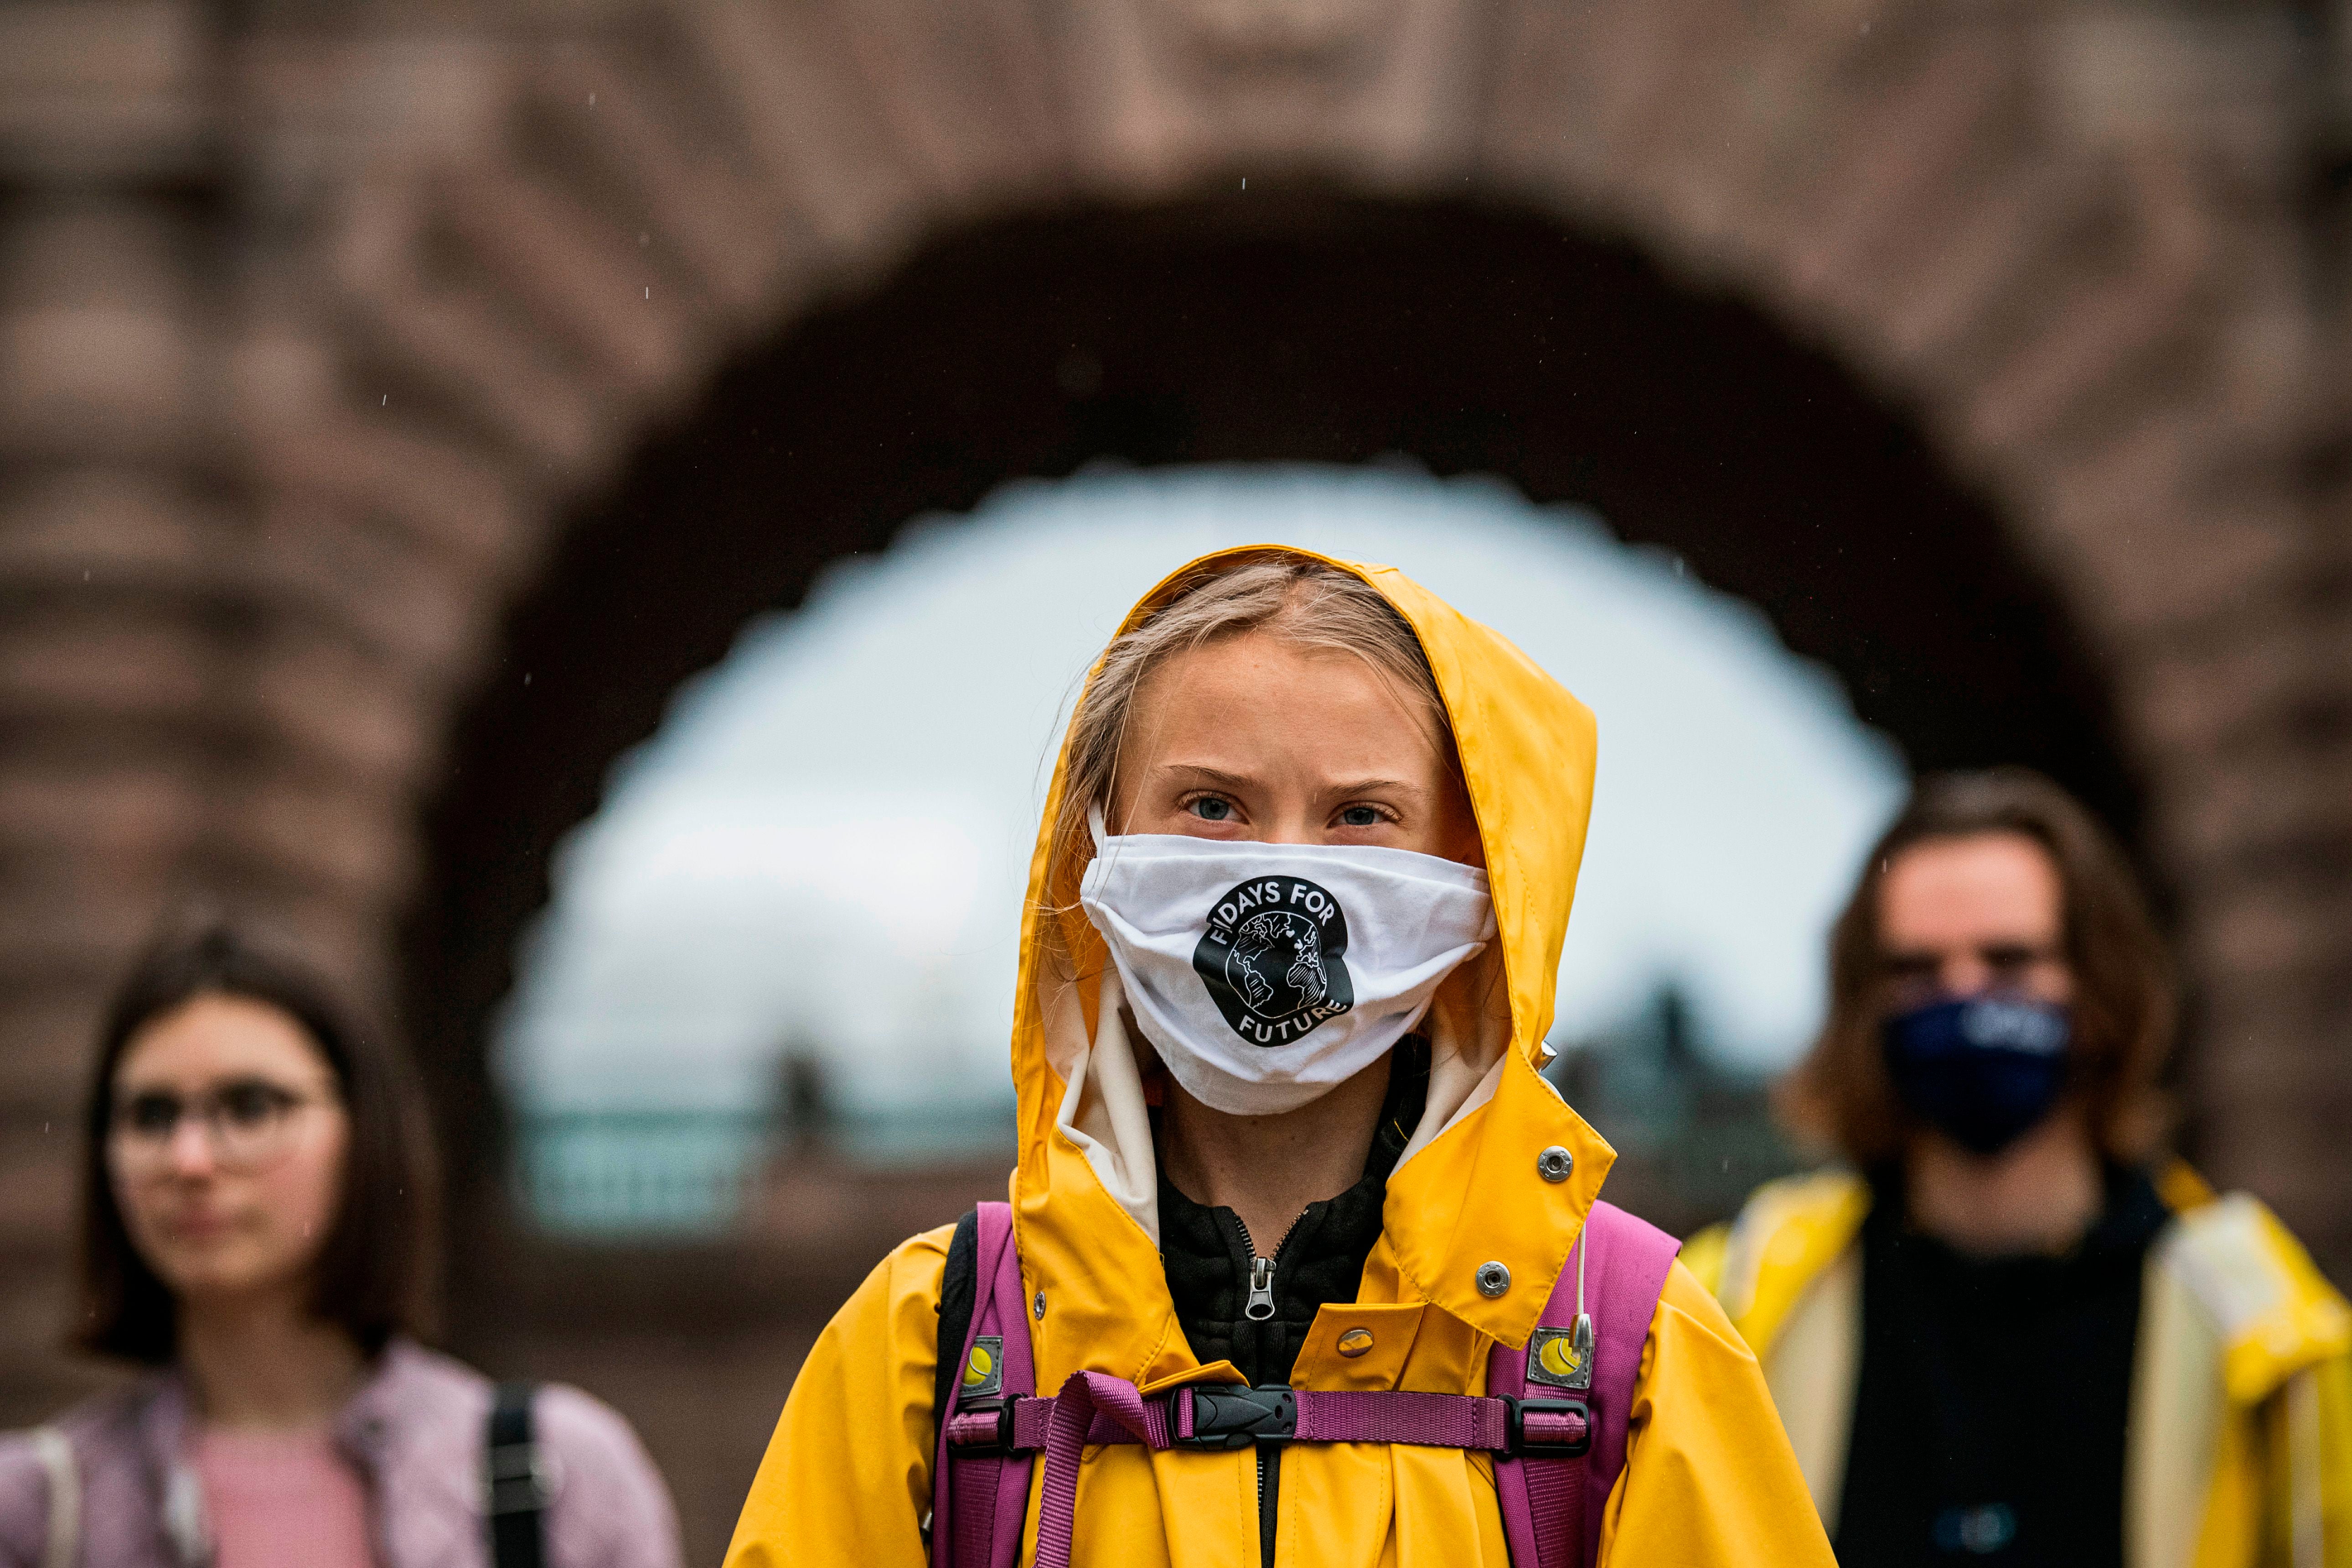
[77,922,441,1363]
[1785,768,2172,1166]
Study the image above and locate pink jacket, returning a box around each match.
[0,1340,680,1568]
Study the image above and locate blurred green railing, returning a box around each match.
[512,1102,1020,1237]
[515,1109,775,1236]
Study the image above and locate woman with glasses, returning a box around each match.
[0,924,682,1568]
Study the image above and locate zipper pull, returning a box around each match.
[1246,1256,1276,1321]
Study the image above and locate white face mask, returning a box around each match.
[1079,807,1498,1115]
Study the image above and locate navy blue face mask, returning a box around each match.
[1880,994,2072,1156]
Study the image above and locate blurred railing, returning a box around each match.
[516,1110,775,1235]
[513,1103,1021,1237]
[510,988,1792,1243]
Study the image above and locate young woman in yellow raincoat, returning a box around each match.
[725,547,1834,1568]
[1685,769,2352,1568]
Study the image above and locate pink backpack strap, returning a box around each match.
[1489,1199,1682,1568]
[932,1201,1034,1568]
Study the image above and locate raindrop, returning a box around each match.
[381,394,388,406]
[589,92,597,107]
[524,673,534,687]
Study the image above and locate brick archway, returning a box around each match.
[406,189,2139,1235]
[1,0,2339,1438]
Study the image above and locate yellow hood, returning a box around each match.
[1007,545,1616,1394]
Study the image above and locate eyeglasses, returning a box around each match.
[110,1078,337,1173]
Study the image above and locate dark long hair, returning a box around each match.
[77,922,440,1363]
[1786,768,2173,1167]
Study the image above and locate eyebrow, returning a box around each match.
[115,1071,328,1096]
[1156,763,1253,788]
[1153,763,1426,797]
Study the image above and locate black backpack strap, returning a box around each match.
[486,1381,548,1568]
[933,1208,982,1454]
[924,1208,983,1548]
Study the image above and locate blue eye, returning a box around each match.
[1340,806,1380,827]
[1191,798,1232,822]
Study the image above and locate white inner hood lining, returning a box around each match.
[1047,960,1512,1247]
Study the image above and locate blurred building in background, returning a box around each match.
[3,0,2348,1555]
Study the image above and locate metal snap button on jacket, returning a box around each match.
[1337,1328,1375,1357]
[1475,1261,1511,1298]
[1536,1145,1574,1183]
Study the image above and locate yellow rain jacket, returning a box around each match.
[1686,1167,2352,1568]
[726,548,1835,1568]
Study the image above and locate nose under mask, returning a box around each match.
[1880,993,2072,1157]
[1079,806,1497,1116]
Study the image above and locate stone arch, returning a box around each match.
[404,191,2138,1218]
[295,1,2326,1237]
[2,0,2342,1437]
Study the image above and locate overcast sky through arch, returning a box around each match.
[497,466,1907,1125]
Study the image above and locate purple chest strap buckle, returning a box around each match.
[1502,1397,1592,1459]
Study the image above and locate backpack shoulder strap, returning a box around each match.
[934,1209,983,1454]
[485,1382,548,1568]
[931,1201,1034,1568]
[1489,1199,1682,1568]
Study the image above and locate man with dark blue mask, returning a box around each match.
[1686,769,2350,1568]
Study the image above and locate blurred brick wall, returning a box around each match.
[2,0,2348,1548]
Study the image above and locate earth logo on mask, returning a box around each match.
[1192,875,1357,1047]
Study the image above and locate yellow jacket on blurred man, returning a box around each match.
[1689,1165,2352,1568]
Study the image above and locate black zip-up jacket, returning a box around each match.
[1154,1038,1432,1567]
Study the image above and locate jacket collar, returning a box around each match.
[131,1372,206,1567]
[1018,1066,1618,1393]
[332,1336,427,1468]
